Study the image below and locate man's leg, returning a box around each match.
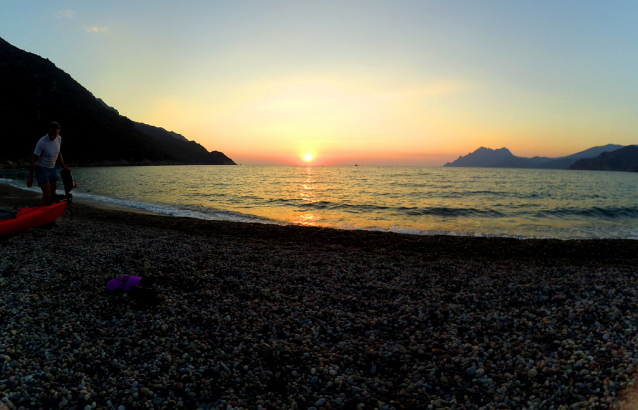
[50,180,57,196]
[40,183,51,205]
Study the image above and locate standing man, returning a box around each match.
[27,122,69,205]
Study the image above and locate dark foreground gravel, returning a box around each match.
[2,184,638,410]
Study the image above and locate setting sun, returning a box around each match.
[304,153,313,162]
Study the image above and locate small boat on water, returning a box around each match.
[0,201,67,237]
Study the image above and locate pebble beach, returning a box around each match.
[2,184,638,410]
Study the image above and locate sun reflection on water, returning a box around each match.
[297,213,320,225]
[296,165,320,225]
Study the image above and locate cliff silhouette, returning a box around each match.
[0,37,235,166]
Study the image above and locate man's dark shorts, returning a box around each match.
[35,165,58,186]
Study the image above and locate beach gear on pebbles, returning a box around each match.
[2,212,638,409]
[107,275,164,308]
[106,275,144,291]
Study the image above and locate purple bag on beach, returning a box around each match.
[106,275,143,292]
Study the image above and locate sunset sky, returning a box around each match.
[1,1,637,165]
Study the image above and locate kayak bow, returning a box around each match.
[0,201,67,237]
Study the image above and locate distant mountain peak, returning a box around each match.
[444,146,514,167]
[476,146,511,153]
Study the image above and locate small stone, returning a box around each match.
[528,368,538,378]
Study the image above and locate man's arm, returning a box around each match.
[57,151,69,170]
[27,154,39,188]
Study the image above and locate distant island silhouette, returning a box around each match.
[444,145,638,172]
[0,37,235,168]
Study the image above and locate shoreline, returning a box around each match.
[0,182,160,216]
[2,182,638,409]
[3,170,638,241]
[1,182,638,266]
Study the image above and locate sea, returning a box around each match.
[1,165,637,239]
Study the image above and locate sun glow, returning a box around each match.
[304,153,313,162]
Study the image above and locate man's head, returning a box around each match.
[48,122,60,140]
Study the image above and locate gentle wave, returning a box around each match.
[0,178,42,195]
[0,177,511,237]
[0,176,520,238]
[0,177,272,225]
[257,196,638,220]
[532,207,638,219]
[74,192,274,224]
[4,175,625,223]
[401,207,507,218]
[3,165,638,240]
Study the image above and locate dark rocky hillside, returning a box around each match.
[0,37,235,166]
[537,144,623,169]
[569,146,638,172]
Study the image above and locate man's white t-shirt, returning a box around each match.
[34,135,62,168]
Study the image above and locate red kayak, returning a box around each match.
[0,201,67,237]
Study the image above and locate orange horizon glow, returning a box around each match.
[228,148,471,167]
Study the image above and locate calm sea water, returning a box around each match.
[2,165,637,239]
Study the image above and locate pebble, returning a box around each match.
[1,208,638,409]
